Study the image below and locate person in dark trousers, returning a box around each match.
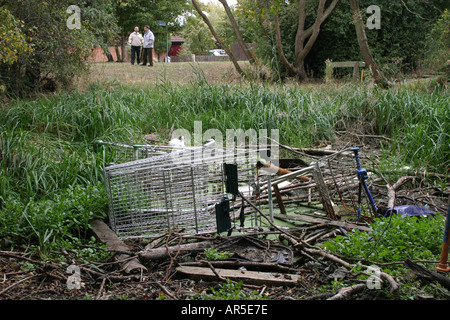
[128,26,143,65]
[142,25,155,66]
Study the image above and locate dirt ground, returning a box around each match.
[0,234,391,301]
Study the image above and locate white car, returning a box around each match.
[209,49,228,56]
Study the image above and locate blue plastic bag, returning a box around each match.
[385,205,435,218]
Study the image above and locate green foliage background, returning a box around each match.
[309,0,448,77]
[0,7,32,66]
[234,0,448,79]
[0,0,113,95]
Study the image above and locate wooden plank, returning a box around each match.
[176,266,301,286]
[328,61,365,68]
[90,219,147,274]
[90,219,131,252]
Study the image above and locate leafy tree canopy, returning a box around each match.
[115,0,190,53]
[233,0,447,78]
[425,8,449,73]
[0,7,32,65]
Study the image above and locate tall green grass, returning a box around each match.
[0,128,105,199]
[1,80,447,198]
[0,79,447,255]
[368,85,449,171]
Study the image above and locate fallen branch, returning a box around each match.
[139,240,215,261]
[0,250,60,270]
[386,176,415,209]
[0,274,38,296]
[163,232,183,282]
[266,137,320,159]
[302,247,399,293]
[200,260,229,283]
[95,277,107,300]
[404,259,450,290]
[90,219,147,274]
[274,213,371,232]
[155,281,178,300]
[300,147,341,156]
[336,131,392,141]
[304,229,339,244]
[327,283,366,300]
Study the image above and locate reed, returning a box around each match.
[2,81,447,192]
[368,84,449,170]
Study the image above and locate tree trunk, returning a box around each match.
[218,0,256,64]
[106,52,114,62]
[349,0,390,87]
[191,0,246,77]
[120,34,127,62]
[274,0,339,81]
[274,12,299,76]
[139,240,215,261]
[101,44,114,62]
[114,44,121,62]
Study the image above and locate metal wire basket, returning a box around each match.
[103,146,260,239]
[93,140,179,164]
[266,147,377,220]
[98,139,376,239]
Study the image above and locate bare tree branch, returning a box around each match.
[273,0,339,80]
[218,0,257,63]
[349,0,390,87]
[191,0,246,76]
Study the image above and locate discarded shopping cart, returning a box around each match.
[262,147,378,220]
[96,139,379,239]
[101,144,260,239]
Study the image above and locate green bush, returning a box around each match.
[0,0,118,97]
[0,183,108,257]
[323,214,446,264]
[204,248,233,261]
[425,9,450,73]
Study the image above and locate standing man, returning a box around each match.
[128,26,143,65]
[142,25,155,67]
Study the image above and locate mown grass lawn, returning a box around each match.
[80,61,246,88]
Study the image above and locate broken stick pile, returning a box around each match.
[85,214,400,300]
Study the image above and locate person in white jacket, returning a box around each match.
[142,25,155,66]
[128,26,143,65]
